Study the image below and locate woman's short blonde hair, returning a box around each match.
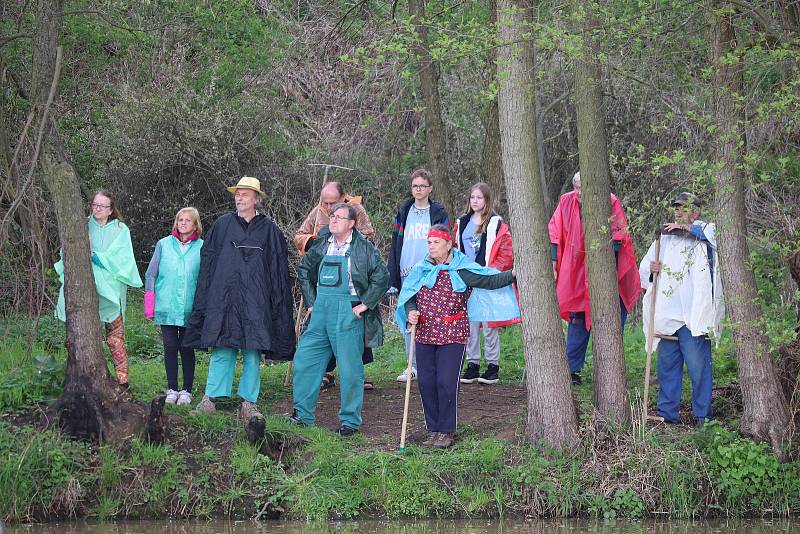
[173,207,203,236]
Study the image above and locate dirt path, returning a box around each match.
[273,382,528,450]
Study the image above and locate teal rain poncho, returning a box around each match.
[55,216,143,323]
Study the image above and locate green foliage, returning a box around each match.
[697,422,799,513]
[0,337,65,411]
[98,446,122,487]
[656,447,703,518]
[185,412,238,440]
[0,422,90,522]
[130,440,175,469]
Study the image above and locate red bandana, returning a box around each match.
[428,228,451,242]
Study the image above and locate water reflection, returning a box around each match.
[4,519,798,534]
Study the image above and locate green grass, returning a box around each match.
[0,294,797,522]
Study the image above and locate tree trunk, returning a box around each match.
[480,0,505,213]
[707,0,791,455]
[409,0,455,216]
[573,0,629,425]
[44,159,150,443]
[497,0,579,449]
[32,0,162,444]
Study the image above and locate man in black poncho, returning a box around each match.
[186,176,295,430]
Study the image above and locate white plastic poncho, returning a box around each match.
[639,221,725,350]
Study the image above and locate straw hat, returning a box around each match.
[227,176,266,198]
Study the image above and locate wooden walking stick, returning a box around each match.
[284,296,306,386]
[643,231,665,425]
[398,324,417,454]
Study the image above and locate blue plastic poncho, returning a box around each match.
[395,249,520,327]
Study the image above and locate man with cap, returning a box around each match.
[548,171,642,384]
[186,176,296,434]
[293,181,377,391]
[639,192,724,425]
[289,202,389,436]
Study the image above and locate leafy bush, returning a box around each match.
[697,421,799,513]
[0,342,65,411]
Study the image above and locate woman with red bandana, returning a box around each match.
[395,224,518,448]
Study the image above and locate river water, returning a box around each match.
[3,519,798,533]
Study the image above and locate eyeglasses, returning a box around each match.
[91,203,111,209]
[411,184,431,190]
[329,214,352,221]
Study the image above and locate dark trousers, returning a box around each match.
[415,343,465,433]
[325,347,374,373]
[161,325,196,392]
[566,298,629,373]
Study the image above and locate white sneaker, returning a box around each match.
[396,367,417,382]
[176,390,192,405]
[165,389,179,404]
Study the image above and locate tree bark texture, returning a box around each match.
[708,0,792,454]
[480,0,506,213]
[573,1,629,425]
[497,0,579,449]
[32,0,157,444]
[409,0,455,216]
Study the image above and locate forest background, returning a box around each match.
[1,0,800,523]
[0,0,796,297]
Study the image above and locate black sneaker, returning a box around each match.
[460,362,481,384]
[570,372,582,385]
[477,364,500,384]
[336,425,359,437]
[287,411,309,427]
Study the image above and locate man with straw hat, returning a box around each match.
[186,176,296,435]
[639,192,724,425]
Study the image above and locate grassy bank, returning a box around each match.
[0,297,798,523]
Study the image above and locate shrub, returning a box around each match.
[697,421,798,513]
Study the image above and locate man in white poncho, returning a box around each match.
[639,192,725,425]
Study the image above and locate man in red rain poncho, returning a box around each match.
[548,171,641,384]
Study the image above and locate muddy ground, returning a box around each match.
[272,381,528,449]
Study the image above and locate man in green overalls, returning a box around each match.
[291,203,389,435]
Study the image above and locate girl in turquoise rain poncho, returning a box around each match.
[55,190,142,387]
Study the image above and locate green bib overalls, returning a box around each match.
[292,254,366,429]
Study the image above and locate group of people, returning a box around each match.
[549,174,724,426]
[56,168,724,448]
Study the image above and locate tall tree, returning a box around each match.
[573,1,629,424]
[707,0,791,455]
[497,0,579,448]
[32,0,162,444]
[408,0,455,215]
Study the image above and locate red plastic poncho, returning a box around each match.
[548,191,641,330]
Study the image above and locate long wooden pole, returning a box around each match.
[643,233,664,425]
[284,296,305,386]
[398,324,417,453]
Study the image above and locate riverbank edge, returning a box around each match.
[1,406,798,524]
